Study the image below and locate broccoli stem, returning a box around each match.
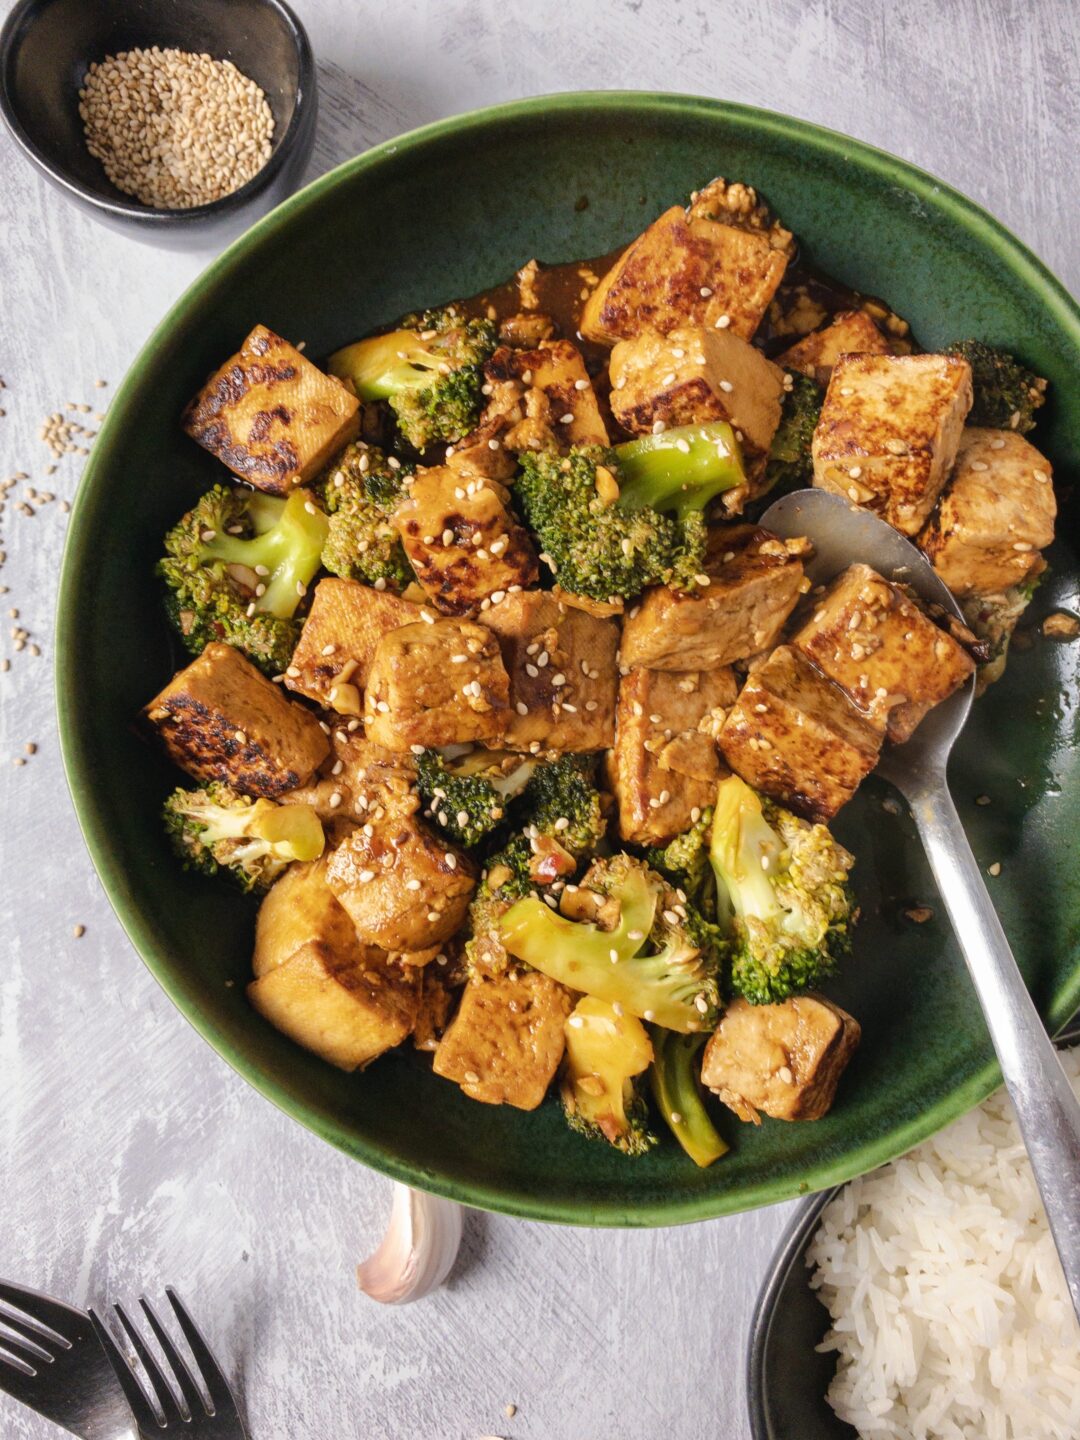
[710,774,785,924]
[201,489,328,619]
[614,421,745,521]
[328,330,442,400]
[649,1030,728,1168]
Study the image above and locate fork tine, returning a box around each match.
[0,1324,52,1371]
[0,1308,57,1361]
[140,1295,210,1418]
[114,1300,184,1422]
[89,1308,165,1434]
[0,1281,76,1345]
[164,1288,233,1414]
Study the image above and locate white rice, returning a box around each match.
[806,1046,1080,1440]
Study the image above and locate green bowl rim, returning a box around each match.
[56,90,1080,1227]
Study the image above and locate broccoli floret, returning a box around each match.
[318,441,414,590]
[562,997,657,1157]
[498,853,721,1032]
[649,1029,728,1168]
[158,485,328,675]
[960,570,1044,690]
[612,420,746,520]
[417,749,537,850]
[327,306,497,451]
[516,443,713,602]
[645,807,718,921]
[511,753,606,859]
[163,783,325,893]
[764,373,823,494]
[945,340,1047,435]
[463,833,538,978]
[709,774,855,1005]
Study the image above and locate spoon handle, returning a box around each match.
[907,777,1080,1320]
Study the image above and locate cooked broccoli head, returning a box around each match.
[498,852,721,1032]
[464,833,542,979]
[327,306,497,451]
[163,783,324,893]
[645,807,718,921]
[511,753,606,859]
[417,748,537,850]
[612,420,746,520]
[515,444,710,603]
[158,484,328,674]
[945,340,1047,435]
[709,774,855,1005]
[764,373,823,495]
[318,441,414,591]
[649,1029,728,1168]
[562,997,657,1157]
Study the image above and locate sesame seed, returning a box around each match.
[651,419,667,434]
[72,924,86,939]
[969,460,989,472]
[329,791,343,809]
[988,862,1001,876]
[609,948,619,962]
[718,379,733,393]
[516,701,528,715]
[699,285,713,297]
[456,810,469,827]
[406,878,421,890]
[410,743,425,755]
[321,643,336,656]
[464,1070,480,1084]
[714,314,731,329]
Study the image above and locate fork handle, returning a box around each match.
[908,777,1080,1320]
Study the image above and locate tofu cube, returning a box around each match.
[325,814,476,954]
[143,642,329,797]
[701,995,861,1122]
[394,465,538,614]
[608,666,736,845]
[253,857,358,978]
[609,325,785,464]
[812,352,973,535]
[790,563,975,743]
[277,732,419,827]
[485,339,610,452]
[482,590,619,753]
[182,325,360,494]
[284,577,422,711]
[717,645,883,821]
[364,618,510,750]
[619,526,808,672]
[581,198,788,345]
[432,970,574,1109]
[248,940,420,1071]
[776,309,890,386]
[919,428,1056,596]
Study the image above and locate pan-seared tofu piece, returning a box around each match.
[482,340,609,453]
[701,995,861,1122]
[432,970,574,1109]
[581,179,792,345]
[393,465,538,614]
[608,667,736,845]
[483,590,619,753]
[609,325,784,466]
[619,526,808,671]
[812,353,973,535]
[790,563,975,743]
[325,813,476,954]
[717,646,883,821]
[252,856,357,978]
[919,428,1056,596]
[364,618,510,750]
[249,940,420,1071]
[143,642,328,797]
[277,732,418,827]
[182,325,360,494]
[284,578,422,711]
[776,310,889,386]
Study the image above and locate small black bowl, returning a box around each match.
[0,0,316,248]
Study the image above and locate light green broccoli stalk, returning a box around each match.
[163,783,325,893]
[613,420,746,520]
[649,1029,728,1168]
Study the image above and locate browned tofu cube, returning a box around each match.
[482,590,619,753]
[609,325,784,464]
[482,339,609,453]
[432,970,574,1109]
[284,577,422,712]
[581,180,790,345]
[608,667,736,845]
[701,995,861,1122]
[393,465,538,614]
[364,618,510,750]
[919,428,1056,597]
[717,646,883,821]
[248,940,419,1071]
[277,733,419,827]
[790,563,975,743]
[143,642,329,797]
[812,353,973,535]
[253,856,358,978]
[619,526,808,672]
[776,309,890,386]
[325,813,476,954]
[182,325,360,494]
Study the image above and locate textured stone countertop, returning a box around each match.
[1,2,1077,1436]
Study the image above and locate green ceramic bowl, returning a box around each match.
[57,93,1080,1226]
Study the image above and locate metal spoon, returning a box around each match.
[760,487,1080,1320]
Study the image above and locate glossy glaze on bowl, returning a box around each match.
[56,94,1080,1225]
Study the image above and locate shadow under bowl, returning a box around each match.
[0,0,317,247]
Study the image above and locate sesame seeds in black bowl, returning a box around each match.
[0,0,316,248]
